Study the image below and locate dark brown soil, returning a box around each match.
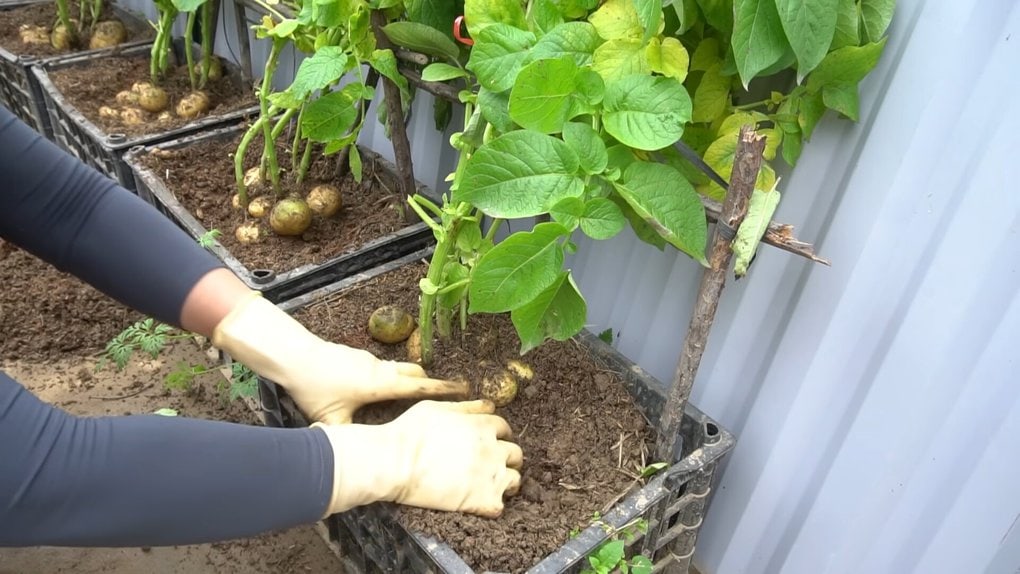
[0,1,151,58]
[0,241,141,361]
[47,51,256,137]
[135,130,412,275]
[290,261,655,573]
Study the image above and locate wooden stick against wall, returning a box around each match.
[370,10,416,202]
[655,125,766,463]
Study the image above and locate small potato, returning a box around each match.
[480,370,519,407]
[194,57,223,82]
[406,328,422,363]
[247,195,274,219]
[306,184,342,217]
[88,20,127,49]
[119,107,146,126]
[19,25,50,46]
[235,221,261,244]
[243,166,264,190]
[175,90,211,119]
[506,360,534,381]
[115,90,139,106]
[269,198,312,236]
[130,81,151,94]
[156,111,174,123]
[368,305,415,344]
[137,84,169,113]
[98,105,119,119]
[50,22,76,51]
[231,194,243,210]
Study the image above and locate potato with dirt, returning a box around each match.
[88,20,127,49]
[50,21,78,51]
[480,370,519,407]
[136,84,169,113]
[176,91,211,119]
[306,184,342,217]
[19,25,50,46]
[119,107,146,126]
[194,57,223,82]
[247,196,273,219]
[368,306,415,344]
[115,90,139,106]
[234,221,261,244]
[269,198,312,236]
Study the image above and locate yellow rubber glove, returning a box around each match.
[314,399,523,517]
[212,292,468,424]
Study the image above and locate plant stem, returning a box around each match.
[234,116,268,207]
[91,0,102,31]
[260,39,284,195]
[484,217,502,242]
[200,0,215,88]
[185,11,198,89]
[291,103,304,174]
[55,0,76,48]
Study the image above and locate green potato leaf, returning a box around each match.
[469,222,569,313]
[603,75,691,150]
[613,161,707,263]
[510,272,587,355]
[457,131,584,218]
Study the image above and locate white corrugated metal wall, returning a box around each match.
[118,0,1020,571]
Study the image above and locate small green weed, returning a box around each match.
[579,517,652,574]
[197,229,222,250]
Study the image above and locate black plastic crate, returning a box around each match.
[0,0,150,138]
[31,39,259,190]
[256,248,736,574]
[124,125,438,303]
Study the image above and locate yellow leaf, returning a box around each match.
[588,0,642,41]
[593,39,650,82]
[646,36,689,83]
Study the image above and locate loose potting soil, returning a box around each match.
[137,131,413,275]
[291,261,656,573]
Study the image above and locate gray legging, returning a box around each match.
[0,106,332,546]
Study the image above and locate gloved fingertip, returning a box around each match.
[393,361,427,378]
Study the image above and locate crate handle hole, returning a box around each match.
[706,422,719,436]
[107,133,127,144]
[251,269,276,284]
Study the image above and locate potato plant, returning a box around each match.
[20,0,126,51]
[389,0,894,364]
[231,0,412,238]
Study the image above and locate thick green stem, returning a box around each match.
[200,0,215,87]
[78,0,86,34]
[290,104,304,174]
[485,217,502,242]
[297,138,313,184]
[91,0,102,30]
[185,11,198,89]
[151,12,176,84]
[234,116,268,207]
[260,40,284,195]
[55,0,76,47]
[418,224,455,366]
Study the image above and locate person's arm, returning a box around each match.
[0,106,467,424]
[0,372,334,547]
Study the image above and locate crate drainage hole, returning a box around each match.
[107,133,127,144]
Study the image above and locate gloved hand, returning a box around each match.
[314,399,523,517]
[212,292,468,424]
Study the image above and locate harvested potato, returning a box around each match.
[306,184,342,217]
[406,328,422,363]
[480,370,518,407]
[50,22,76,51]
[115,90,138,106]
[119,107,145,126]
[368,305,415,344]
[137,84,169,113]
[269,198,312,236]
[506,360,534,381]
[88,20,126,49]
[19,25,50,46]
[98,105,119,119]
[235,221,261,244]
[231,194,243,210]
[156,111,173,123]
[247,196,274,219]
[175,91,210,119]
[194,57,223,81]
[130,81,150,94]
[243,166,265,190]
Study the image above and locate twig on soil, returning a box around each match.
[95,383,154,401]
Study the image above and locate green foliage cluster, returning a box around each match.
[381,0,893,362]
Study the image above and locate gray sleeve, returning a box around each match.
[0,372,334,547]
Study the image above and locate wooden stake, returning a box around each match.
[655,125,766,463]
[370,10,416,202]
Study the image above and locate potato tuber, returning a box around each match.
[88,20,127,49]
[405,328,422,363]
[119,107,145,126]
[269,198,312,236]
[50,22,76,51]
[137,84,169,113]
[115,90,139,106]
[234,221,261,244]
[247,196,273,219]
[368,305,415,344]
[98,106,120,119]
[480,370,519,407]
[19,25,50,46]
[306,184,343,217]
[176,91,211,119]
